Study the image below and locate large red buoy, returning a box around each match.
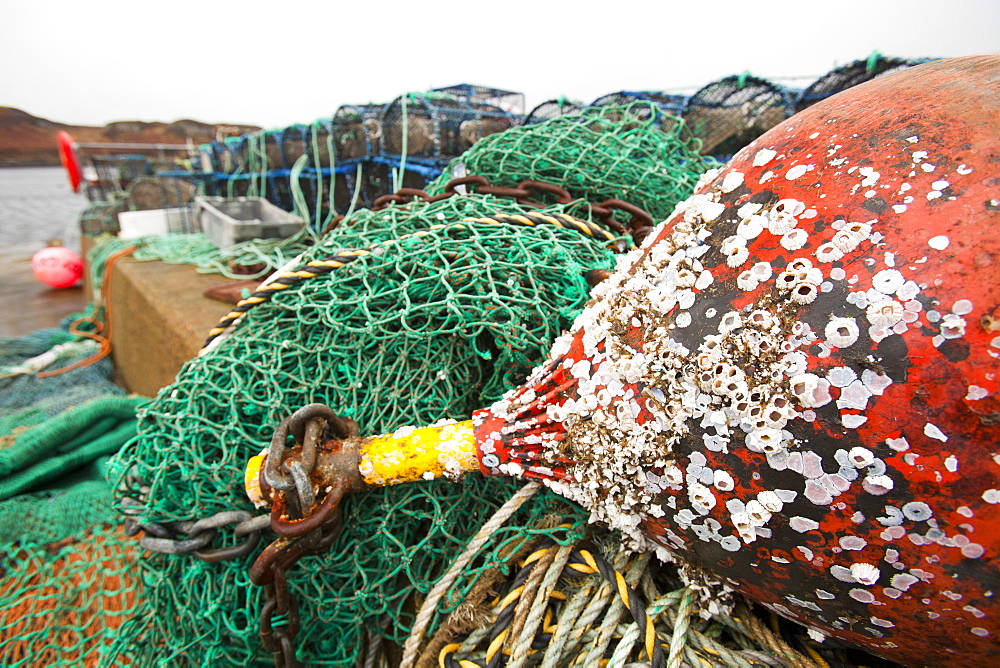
[475,55,1000,665]
[56,130,83,193]
[250,56,1000,666]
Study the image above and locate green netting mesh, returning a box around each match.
[427,101,718,222]
[0,327,144,666]
[0,327,124,433]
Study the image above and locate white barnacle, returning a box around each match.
[790,373,831,408]
[845,221,873,239]
[848,447,876,468]
[902,501,933,521]
[713,469,735,491]
[832,230,863,253]
[776,269,800,292]
[719,311,743,333]
[737,215,766,240]
[750,261,773,281]
[747,309,778,330]
[940,313,966,340]
[689,481,717,514]
[757,490,783,512]
[774,198,807,217]
[863,475,894,495]
[790,516,820,533]
[745,428,786,454]
[850,563,881,585]
[754,148,777,166]
[781,351,808,376]
[790,282,819,305]
[738,202,764,219]
[768,212,799,236]
[781,229,809,251]
[867,300,904,328]
[737,270,759,292]
[890,573,919,592]
[815,242,844,263]
[720,171,745,193]
[872,269,905,295]
[722,236,750,268]
[825,317,860,348]
[745,499,772,525]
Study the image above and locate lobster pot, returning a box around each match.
[126,176,198,211]
[86,155,153,202]
[199,142,227,174]
[683,75,791,159]
[591,91,686,118]
[380,92,518,161]
[78,200,126,236]
[263,130,285,171]
[308,119,335,169]
[794,56,927,113]
[523,99,583,125]
[214,174,252,199]
[332,104,384,162]
[219,136,250,175]
[432,84,526,115]
[277,125,311,170]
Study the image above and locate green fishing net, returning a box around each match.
[0,328,144,666]
[3,104,724,666]
[106,194,615,665]
[427,101,718,222]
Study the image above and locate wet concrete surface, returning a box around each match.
[0,243,87,338]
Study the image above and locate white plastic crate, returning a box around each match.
[118,206,198,239]
[195,196,305,249]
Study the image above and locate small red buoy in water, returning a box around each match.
[31,246,83,288]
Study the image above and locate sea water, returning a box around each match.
[0,167,87,252]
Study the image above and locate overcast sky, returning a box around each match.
[2,0,997,130]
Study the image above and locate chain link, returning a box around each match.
[250,403,360,667]
[130,510,271,562]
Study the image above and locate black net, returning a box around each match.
[523,99,583,125]
[682,74,792,159]
[794,56,927,112]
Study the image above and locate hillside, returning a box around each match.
[0,107,261,167]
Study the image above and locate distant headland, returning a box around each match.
[0,107,261,167]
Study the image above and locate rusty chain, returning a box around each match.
[248,403,363,667]
[325,174,655,246]
[120,403,360,666]
[119,466,272,563]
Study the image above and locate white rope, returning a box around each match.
[399,481,542,668]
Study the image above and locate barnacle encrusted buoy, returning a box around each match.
[250,56,999,666]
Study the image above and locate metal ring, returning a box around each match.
[264,416,296,491]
